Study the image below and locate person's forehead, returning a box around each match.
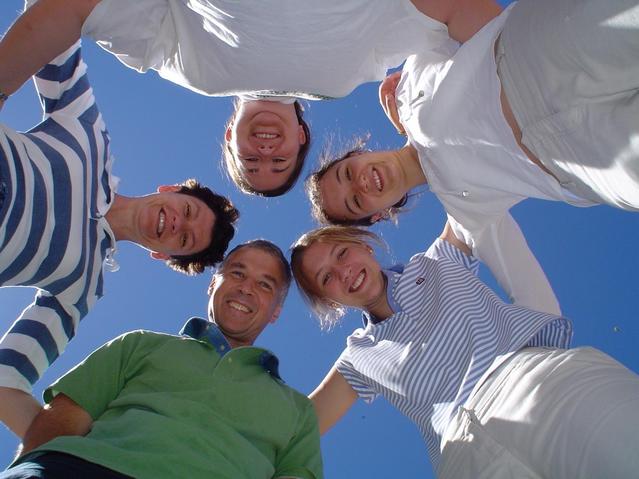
[303,241,334,275]
[225,246,284,282]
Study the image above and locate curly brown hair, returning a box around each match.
[166,179,240,275]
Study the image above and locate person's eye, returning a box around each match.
[185,203,191,218]
[273,158,286,163]
[346,167,352,181]
[259,280,273,291]
[353,195,361,209]
[322,272,332,286]
[244,157,259,162]
[181,233,188,248]
[231,270,245,279]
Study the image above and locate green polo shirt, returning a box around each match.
[23,319,323,479]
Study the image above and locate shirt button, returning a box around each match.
[219,344,226,351]
[417,90,424,98]
[461,190,470,198]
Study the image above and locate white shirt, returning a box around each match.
[396,6,592,314]
[80,0,449,98]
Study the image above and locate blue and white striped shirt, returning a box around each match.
[335,239,572,468]
[0,42,118,392]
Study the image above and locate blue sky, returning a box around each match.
[1,1,638,477]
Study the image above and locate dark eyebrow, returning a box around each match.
[336,164,342,185]
[314,244,337,285]
[262,273,279,287]
[226,262,247,271]
[344,197,356,216]
[271,162,292,174]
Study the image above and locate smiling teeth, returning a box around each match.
[351,271,365,291]
[229,301,250,313]
[373,169,382,191]
[157,211,165,236]
[255,133,278,139]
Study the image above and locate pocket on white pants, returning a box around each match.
[438,407,542,479]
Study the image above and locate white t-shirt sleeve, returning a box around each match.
[451,213,561,315]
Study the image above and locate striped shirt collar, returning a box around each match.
[179,317,282,380]
[362,267,403,326]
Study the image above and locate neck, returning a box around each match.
[364,274,394,323]
[397,144,427,189]
[104,194,136,242]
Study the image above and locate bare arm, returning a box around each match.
[410,0,502,43]
[0,0,98,101]
[309,366,358,435]
[20,393,92,457]
[440,220,472,256]
[0,387,42,438]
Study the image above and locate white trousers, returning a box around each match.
[438,347,639,479]
[498,0,639,210]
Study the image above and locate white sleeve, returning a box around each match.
[448,213,561,315]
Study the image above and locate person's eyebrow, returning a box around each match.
[344,197,356,216]
[314,244,337,285]
[227,262,246,270]
[262,273,279,288]
[336,164,342,185]
[271,162,293,174]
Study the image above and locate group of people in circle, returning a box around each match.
[0,0,637,477]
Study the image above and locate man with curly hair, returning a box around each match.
[0,42,239,436]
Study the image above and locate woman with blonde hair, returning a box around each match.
[291,224,639,478]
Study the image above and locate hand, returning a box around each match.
[378,71,405,135]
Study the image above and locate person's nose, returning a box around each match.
[238,278,255,296]
[258,144,275,154]
[355,172,369,193]
[336,263,351,284]
[171,213,182,234]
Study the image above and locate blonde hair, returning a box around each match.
[290,226,382,329]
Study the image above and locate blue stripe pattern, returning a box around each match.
[336,239,572,468]
[0,42,116,392]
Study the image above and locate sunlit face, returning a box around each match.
[300,240,385,310]
[319,151,407,223]
[137,186,216,259]
[208,247,285,346]
[226,100,307,192]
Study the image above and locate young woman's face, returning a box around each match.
[226,100,307,192]
[300,240,385,310]
[319,151,407,223]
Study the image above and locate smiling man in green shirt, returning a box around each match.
[4,240,323,479]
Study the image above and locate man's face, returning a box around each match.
[138,185,216,259]
[208,247,286,347]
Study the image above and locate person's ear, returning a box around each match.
[298,125,307,145]
[150,251,170,261]
[207,275,217,296]
[157,184,181,193]
[270,305,282,324]
[369,209,391,224]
